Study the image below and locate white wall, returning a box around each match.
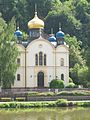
[56,45,69,86]
[13,44,25,88]
[26,38,55,87]
[14,39,69,88]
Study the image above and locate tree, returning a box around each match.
[78,66,88,87]
[0,16,19,88]
[45,0,81,35]
[65,34,84,68]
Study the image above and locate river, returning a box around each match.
[0,107,90,120]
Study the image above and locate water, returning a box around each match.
[0,107,90,120]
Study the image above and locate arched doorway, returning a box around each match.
[37,72,44,88]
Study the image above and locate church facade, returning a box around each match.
[13,11,69,88]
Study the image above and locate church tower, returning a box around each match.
[28,5,44,40]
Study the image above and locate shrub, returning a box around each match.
[16,97,25,101]
[56,99,68,107]
[68,102,74,106]
[27,92,39,96]
[69,77,73,83]
[1,97,11,102]
[87,82,90,88]
[50,79,64,89]
[66,83,77,88]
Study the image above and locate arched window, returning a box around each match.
[44,54,46,66]
[35,54,38,65]
[61,74,64,80]
[61,58,64,66]
[39,52,43,65]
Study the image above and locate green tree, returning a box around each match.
[65,34,84,68]
[0,17,18,88]
[78,66,88,87]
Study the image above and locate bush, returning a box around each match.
[66,83,77,88]
[50,79,64,89]
[69,77,73,83]
[27,92,39,96]
[87,82,90,88]
[57,91,90,96]
[56,99,68,107]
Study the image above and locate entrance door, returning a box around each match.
[37,72,44,88]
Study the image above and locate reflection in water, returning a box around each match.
[0,107,90,120]
[63,115,71,120]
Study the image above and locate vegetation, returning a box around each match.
[0,0,90,87]
[50,79,64,88]
[0,17,19,88]
[66,83,78,88]
[0,99,90,108]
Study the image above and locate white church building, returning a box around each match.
[14,10,69,88]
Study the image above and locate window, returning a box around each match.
[35,52,47,66]
[44,54,46,66]
[17,74,20,81]
[35,54,38,65]
[61,58,64,66]
[29,30,39,38]
[61,74,64,80]
[17,58,20,65]
[39,52,43,65]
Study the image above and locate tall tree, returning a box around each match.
[0,16,18,88]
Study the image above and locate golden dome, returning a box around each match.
[28,12,44,29]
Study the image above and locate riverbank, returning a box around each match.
[0,99,90,108]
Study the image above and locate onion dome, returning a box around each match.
[56,28,65,38]
[28,12,44,29]
[48,34,56,42]
[14,27,22,37]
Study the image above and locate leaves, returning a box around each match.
[0,17,18,88]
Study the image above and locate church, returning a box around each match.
[14,10,69,88]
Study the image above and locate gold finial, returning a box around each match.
[35,4,37,12]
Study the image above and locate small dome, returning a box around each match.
[48,35,56,42]
[56,28,65,38]
[14,27,22,37]
[28,12,44,29]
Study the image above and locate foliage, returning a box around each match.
[55,99,68,107]
[0,99,77,108]
[87,82,90,88]
[66,83,78,88]
[50,79,64,89]
[69,77,73,83]
[57,91,90,96]
[27,92,39,96]
[65,35,85,68]
[0,17,19,88]
[78,66,88,86]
